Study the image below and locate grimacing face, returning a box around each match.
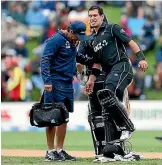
[88,9,104,28]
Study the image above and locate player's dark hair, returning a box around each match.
[103,15,108,23]
[88,5,104,16]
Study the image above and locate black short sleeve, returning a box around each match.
[112,24,132,43]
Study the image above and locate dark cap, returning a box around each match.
[69,21,90,41]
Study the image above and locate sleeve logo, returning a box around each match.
[120,29,126,34]
[65,41,70,49]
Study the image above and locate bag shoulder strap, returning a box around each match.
[40,92,44,104]
[40,90,56,104]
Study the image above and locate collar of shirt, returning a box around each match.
[92,22,107,36]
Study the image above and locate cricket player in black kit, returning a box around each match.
[77,25,119,156]
[86,5,148,140]
[77,39,124,156]
[77,11,130,157]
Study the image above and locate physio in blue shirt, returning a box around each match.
[40,21,89,162]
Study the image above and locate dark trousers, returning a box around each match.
[104,61,133,102]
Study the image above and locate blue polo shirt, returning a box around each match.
[41,31,76,86]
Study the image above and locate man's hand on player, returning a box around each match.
[85,74,96,95]
[85,79,94,95]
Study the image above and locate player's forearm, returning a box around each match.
[128,40,140,53]
[128,40,146,61]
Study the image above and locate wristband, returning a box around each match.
[91,68,100,77]
[135,51,145,61]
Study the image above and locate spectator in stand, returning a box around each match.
[127,50,146,100]
[120,16,132,37]
[142,1,161,40]
[68,4,91,35]
[6,60,26,101]
[53,2,69,30]
[46,20,57,38]
[2,50,14,71]
[66,0,85,11]
[41,20,57,43]
[8,2,26,24]
[122,1,145,18]
[25,56,44,95]
[2,49,17,72]
[1,16,17,52]
[13,36,30,70]
[25,1,47,27]
[140,15,156,52]
[14,37,28,58]
[144,1,162,23]
[120,15,133,56]
[40,0,57,11]
[154,36,162,90]
[128,68,145,100]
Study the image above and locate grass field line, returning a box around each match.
[2,149,162,159]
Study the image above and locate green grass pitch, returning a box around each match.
[2,130,162,165]
[1,131,162,152]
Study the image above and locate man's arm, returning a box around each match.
[76,40,93,66]
[41,37,60,91]
[128,40,148,72]
[113,24,148,72]
[128,40,145,60]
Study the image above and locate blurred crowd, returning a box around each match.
[1,0,162,102]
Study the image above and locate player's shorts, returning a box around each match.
[44,84,74,113]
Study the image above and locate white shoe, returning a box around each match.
[94,154,103,159]
[120,131,131,140]
[92,156,116,163]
